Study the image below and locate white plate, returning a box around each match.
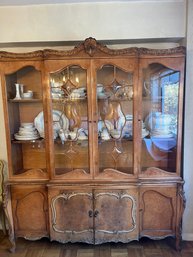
[19,127,36,133]
[14,133,40,140]
[20,122,34,127]
[34,110,69,138]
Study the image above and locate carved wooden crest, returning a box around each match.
[83,37,98,56]
[0,38,186,60]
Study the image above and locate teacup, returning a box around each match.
[59,129,66,142]
[97,84,104,94]
[63,130,77,140]
[110,129,121,139]
[23,90,33,98]
[101,128,110,140]
[69,131,77,140]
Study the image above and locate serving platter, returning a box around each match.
[34,110,69,138]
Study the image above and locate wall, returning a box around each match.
[182,0,193,241]
[0,0,186,43]
[1,0,192,240]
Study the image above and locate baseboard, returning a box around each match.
[182,233,193,241]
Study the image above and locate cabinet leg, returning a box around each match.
[175,235,182,251]
[3,184,16,252]
[175,183,186,251]
[9,240,16,253]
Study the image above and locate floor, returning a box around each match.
[0,232,193,257]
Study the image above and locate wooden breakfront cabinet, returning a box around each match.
[0,38,185,251]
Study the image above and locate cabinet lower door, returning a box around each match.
[48,188,94,244]
[11,185,48,239]
[94,189,138,244]
[140,185,177,239]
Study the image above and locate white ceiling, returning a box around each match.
[0,0,180,6]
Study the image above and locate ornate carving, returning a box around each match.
[0,50,44,60]
[178,183,186,210]
[140,167,176,177]
[51,236,94,244]
[140,234,174,240]
[139,46,186,56]
[24,235,48,241]
[51,192,92,234]
[43,45,84,58]
[0,39,185,60]
[41,38,138,58]
[95,192,137,234]
[95,237,137,244]
[14,169,48,178]
[84,37,98,56]
[176,183,186,250]
[3,184,16,252]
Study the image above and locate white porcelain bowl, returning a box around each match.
[23,91,33,98]
[20,122,34,128]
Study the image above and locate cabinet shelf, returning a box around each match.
[12,138,44,144]
[99,138,133,142]
[9,98,42,103]
[98,97,132,101]
[52,97,87,102]
[54,139,88,144]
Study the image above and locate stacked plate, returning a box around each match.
[142,121,149,138]
[150,129,173,138]
[51,82,64,99]
[14,123,40,140]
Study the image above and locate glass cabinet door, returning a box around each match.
[4,65,46,177]
[50,65,90,177]
[141,63,180,173]
[96,64,134,176]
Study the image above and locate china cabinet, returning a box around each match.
[0,38,185,251]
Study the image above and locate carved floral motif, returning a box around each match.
[139,46,186,56]
[0,50,44,60]
[0,38,185,60]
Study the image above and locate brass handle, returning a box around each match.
[88,210,93,217]
[94,210,99,217]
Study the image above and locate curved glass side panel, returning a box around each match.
[97,65,134,174]
[5,66,46,175]
[141,63,180,172]
[50,65,89,176]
